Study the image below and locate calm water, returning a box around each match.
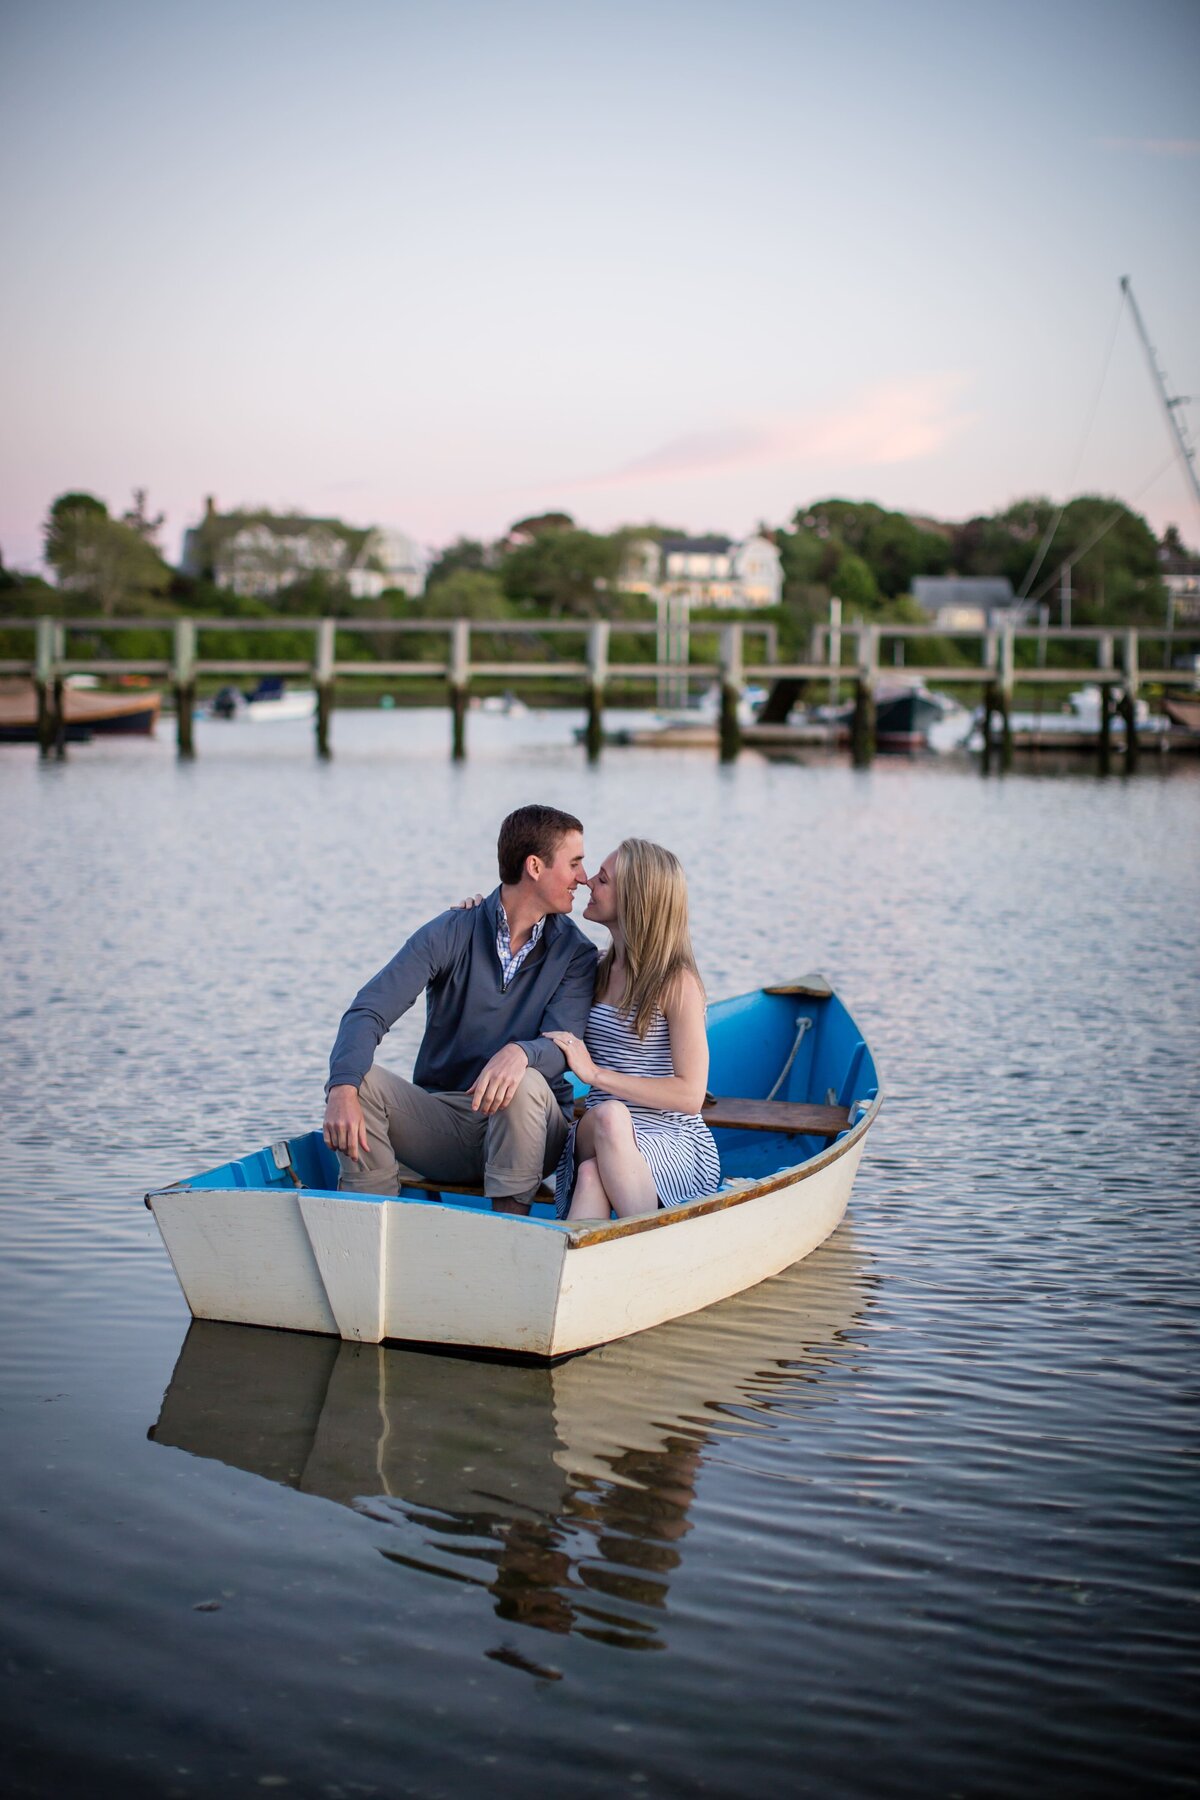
[1,711,1197,1799]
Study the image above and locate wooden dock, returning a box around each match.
[2,614,1198,771]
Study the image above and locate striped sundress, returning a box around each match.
[553,1001,722,1218]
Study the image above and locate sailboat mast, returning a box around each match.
[1120,275,1200,524]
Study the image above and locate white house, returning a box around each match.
[1161,550,1200,625]
[181,501,427,600]
[620,533,782,609]
[348,529,428,600]
[911,576,1024,631]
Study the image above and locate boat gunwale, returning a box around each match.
[143,1096,881,1237]
[560,1091,882,1248]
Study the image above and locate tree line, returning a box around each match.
[0,489,1182,672]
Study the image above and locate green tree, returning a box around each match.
[425,537,491,589]
[1036,496,1163,625]
[500,528,621,616]
[43,492,171,616]
[830,551,879,611]
[420,569,511,620]
[792,500,949,596]
[506,511,575,542]
[122,487,165,545]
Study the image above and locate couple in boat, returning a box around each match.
[323,804,720,1221]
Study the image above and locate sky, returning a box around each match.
[1,0,1198,572]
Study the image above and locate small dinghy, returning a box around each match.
[145,977,880,1360]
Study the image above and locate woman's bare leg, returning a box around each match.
[566,1157,611,1221]
[589,1103,657,1218]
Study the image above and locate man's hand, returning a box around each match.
[468,1043,529,1115]
[324,1085,370,1161]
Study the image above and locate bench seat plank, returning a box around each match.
[701,1097,851,1136]
[571,1095,851,1137]
[399,1178,556,1201]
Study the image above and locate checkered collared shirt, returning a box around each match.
[496,905,545,989]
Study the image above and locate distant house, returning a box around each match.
[911,576,1024,631]
[347,529,428,600]
[181,501,426,599]
[1161,551,1200,624]
[620,533,782,609]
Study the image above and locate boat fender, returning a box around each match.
[270,1141,303,1187]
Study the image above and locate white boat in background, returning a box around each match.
[209,678,316,723]
[475,690,529,716]
[145,977,880,1361]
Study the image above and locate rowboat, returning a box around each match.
[145,976,880,1360]
[0,678,161,742]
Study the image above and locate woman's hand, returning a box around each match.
[544,1029,598,1086]
[452,894,484,910]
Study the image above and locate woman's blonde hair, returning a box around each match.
[595,838,702,1038]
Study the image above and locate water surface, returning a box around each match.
[2,712,1197,1797]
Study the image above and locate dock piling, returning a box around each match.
[1099,683,1113,774]
[449,620,470,761]
[718,625,743,762]
[34,618,61,758]
[173,620,196,758]
[851,625,877,767]
[585,621,609,763]
[1121,630,1139,774]
[314,619,336,759]
[998,624,1015,772]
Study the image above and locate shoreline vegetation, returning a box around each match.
[1,491,1192,696]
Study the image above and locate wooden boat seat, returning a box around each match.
[573,1095,851,1137]
[399,1178,557,1202]
[701,1096,850,1136]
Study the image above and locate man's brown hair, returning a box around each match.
[497,804,584,885]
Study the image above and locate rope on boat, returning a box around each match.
[765,1015,813,1102]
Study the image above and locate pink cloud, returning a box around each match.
[566,374,974,492]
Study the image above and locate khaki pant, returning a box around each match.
[337,1064,568,1204]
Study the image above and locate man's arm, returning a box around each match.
[325,913,456,1095]
[513,936,597,1079]
[324,913,460,1159]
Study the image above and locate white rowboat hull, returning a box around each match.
[147,980,880,1358]
[148,1122,870,1359]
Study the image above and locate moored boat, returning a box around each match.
[145,977,880,1361]
[1163,694,1200,737]
[208,677,316,722]
[0,678,161,742]
[963,685,1173,753]
[742,682,972,755]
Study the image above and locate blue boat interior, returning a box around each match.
[171,986,878,1219]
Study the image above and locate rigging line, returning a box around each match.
[1028,448,1180,605]
[1017,287,1129,601]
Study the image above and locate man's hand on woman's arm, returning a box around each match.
[324,1085,370,1161]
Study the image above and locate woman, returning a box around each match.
[546,838,720,1222]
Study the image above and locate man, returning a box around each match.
[323,804,596,1214]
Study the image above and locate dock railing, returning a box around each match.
[3,614,1198,767]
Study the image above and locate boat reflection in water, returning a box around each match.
[151,1232,869,1663]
